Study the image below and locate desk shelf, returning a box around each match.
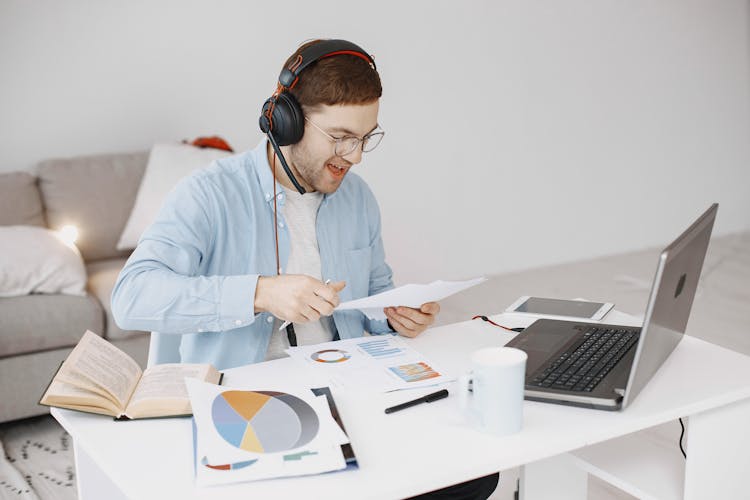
[569,422,685,500]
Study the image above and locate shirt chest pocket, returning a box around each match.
[345,246,372,299]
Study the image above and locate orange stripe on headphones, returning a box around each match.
[265,82,287,129]
[288,55,303,72]
[286,50,374,90]
[320,50,373,65]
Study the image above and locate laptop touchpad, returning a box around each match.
[508,321,580,375]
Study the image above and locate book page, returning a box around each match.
[54,367,118,406]
[56,330,142,410]
[125,364,220,418]
[40,379,120,416]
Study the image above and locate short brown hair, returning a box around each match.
[282,39,382,113]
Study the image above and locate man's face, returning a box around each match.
[286,101,380,194]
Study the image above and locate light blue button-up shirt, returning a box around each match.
[111,139,394,369]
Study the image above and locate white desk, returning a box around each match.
[52,314,750,499]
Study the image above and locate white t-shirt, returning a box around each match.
[265,187,335,361]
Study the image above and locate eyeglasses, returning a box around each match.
[304,117,385,157]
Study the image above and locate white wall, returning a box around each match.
[1,0,748,284]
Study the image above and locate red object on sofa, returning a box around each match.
[185,136,234,152]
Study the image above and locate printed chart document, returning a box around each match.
[39,330,221,420]
[336,276,486,320]
[186,379,351,486]
[286,336,451,392]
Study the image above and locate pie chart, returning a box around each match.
[211,390,319,453]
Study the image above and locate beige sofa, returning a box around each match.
[0,152,151,423]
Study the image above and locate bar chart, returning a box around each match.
[356,338,406,359]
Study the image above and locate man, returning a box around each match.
[112,38,498,500]
[111,39,439,369]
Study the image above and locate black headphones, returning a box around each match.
[259,39,376,194]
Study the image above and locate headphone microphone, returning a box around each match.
[264,128,307,194]
[259,39,376,195]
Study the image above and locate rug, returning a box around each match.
[0,415,76,500]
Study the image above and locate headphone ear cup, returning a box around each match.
[260,92,305,146]
[259,98,273,134]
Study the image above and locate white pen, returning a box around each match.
[278,279,331,331]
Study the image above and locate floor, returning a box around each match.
[0,415,75,500]
[2,231,747,500]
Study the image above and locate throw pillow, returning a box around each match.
[0,226,87,297]
[115,143,231,250]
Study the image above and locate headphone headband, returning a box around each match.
[278,39,375,89]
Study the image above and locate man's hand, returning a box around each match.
[384,302,440,338]
[255,275,346,323]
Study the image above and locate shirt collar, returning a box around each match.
[253,137,286,205]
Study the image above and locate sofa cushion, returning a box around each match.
[116,143,230,250]
[86,258,145,341]
[0,294,104,357]
[0,172,45,227]
[0,226,87,298]
[37,152,148,262]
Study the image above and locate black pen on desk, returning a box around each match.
[384,389,449,414]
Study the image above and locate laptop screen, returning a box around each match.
[622,204,717,408]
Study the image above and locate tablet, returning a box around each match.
[505,296,613,320]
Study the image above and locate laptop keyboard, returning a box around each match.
[529,327,640,392]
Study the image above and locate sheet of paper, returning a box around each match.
[286,336,452,393]
[336,277,486,320]
[186,378,348,487]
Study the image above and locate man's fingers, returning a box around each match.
[312,280,345,307]
[386,313,418,338]
[395,306,431,326]
[298,305,320,323]
[310,295,335,317]
[420,302,440,315]
[388,307,420,330]
[314,286,340,308]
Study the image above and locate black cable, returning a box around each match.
[678,418,687,459]
[471,315,525,332]
[286,323,298,347]
[266,132,306,194]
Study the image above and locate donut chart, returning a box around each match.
[211,390,319,453]
[311,349,351,363]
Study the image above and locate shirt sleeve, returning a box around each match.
[111,174,259,334]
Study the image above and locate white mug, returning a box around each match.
[458,346,527,436]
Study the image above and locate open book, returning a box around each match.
[40,330,222,420]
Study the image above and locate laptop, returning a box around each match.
[505,203,718,411]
